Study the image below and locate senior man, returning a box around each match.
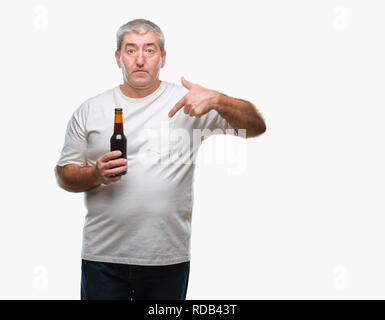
[55,18,266,300]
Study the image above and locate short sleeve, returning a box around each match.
[197,109,237,141]
[57,102,89,167]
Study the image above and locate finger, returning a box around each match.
[181,76,193,90]
[105,158,127,169]
[193,108,204,118]
[101,150,122,162]
[168,96,186,118]
[105,165,128,177]
[104,175,121,184]
[189,109,196,117]
[184,105,190,115]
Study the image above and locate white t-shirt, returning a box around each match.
[57,80,236,265]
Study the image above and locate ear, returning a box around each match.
[161,50,166,68]
[115,50,121,68]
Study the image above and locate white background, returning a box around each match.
[0,0,384,299]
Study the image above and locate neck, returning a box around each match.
[120,79,161,99]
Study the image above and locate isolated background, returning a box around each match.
[0,0,384,299]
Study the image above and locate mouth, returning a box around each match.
[133,70,147,73]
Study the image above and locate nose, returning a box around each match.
[135,49,145,67]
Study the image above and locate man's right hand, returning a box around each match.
[95,151,128,185]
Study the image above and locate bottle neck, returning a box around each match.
[114,112,124,134]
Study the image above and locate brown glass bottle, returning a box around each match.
[110,108,127,176]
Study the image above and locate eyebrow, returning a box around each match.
[124,42,157,48]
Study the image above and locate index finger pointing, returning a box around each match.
[168,96,185,118]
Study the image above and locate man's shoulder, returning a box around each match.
[69,88,114,116]
[165,80,187,92]
[73,87,115,115]
[84,87,116,106]
[164,80,188,99]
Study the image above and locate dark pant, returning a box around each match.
[81,259,190,300]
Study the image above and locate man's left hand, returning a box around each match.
[168,77,218,118]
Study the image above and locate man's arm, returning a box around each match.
[212,92,266,138]
[168,77,266,138]
[55,164,101,193]
[55,151,128,193]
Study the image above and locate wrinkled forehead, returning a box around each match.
[121,31,160,48]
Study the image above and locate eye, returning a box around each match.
[127,49,135,54]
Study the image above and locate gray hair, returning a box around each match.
[116,19,165,56]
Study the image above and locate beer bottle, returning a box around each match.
[110,108,127,176]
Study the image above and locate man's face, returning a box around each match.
[115,31,166,89]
